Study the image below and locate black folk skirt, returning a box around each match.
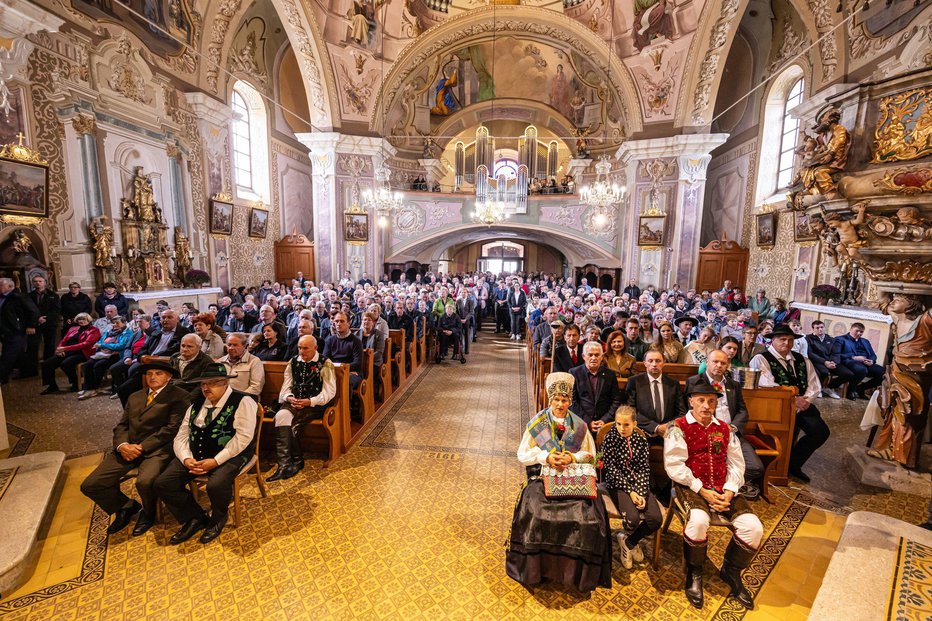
[505,478,613,592]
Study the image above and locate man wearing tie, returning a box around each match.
[627,348,686,442]
[80,360,191,536]
[750,324,829,483]
[568,341,623,432]
[547,324,586,373]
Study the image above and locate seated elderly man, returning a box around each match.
[569,341,623,432]
[113,308,190,406]
[217,332,265,397]
[267,335,337,481]
[437,303,465,363]
[154,363,258,545]
[285,318,315,360]
[80,359,191,536]
[664,378,763,610]
[170,333,215,396]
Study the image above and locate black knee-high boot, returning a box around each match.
[267,426,297,482]
[290,431,304,472]
[683,539,707,609]
[720,538,756,609]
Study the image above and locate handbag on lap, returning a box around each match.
[541,462,598,499]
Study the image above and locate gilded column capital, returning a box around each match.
[71,114,96,135]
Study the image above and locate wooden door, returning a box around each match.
[274,232,315,283]
[696,238,748,292]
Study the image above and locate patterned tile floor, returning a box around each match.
[0,328,928,620]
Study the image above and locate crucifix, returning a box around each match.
[15,132,25,146]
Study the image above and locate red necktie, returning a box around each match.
[572,351,577,365]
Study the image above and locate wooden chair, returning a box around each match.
[389,330,406,387]
[190,407,269,527]
[595,423,663,569]
[743,422,781,504]
[357,349,376,424]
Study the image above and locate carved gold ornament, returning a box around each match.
[212,190,234,202]
[0,132,48,166]
[871,88,932,164]
[875,167,932,195]
[860,260,932,285]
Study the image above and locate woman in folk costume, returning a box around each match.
[506,372,612,592]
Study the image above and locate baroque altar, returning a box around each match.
[116,166,172,290]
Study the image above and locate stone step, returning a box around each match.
[809,510,932,621]
[0,452,66,599]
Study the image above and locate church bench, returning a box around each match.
[378,338,393,404]
[258,360,348,467]
[417,316,427,367]
[388,329,407,386]
[358,348,376,425]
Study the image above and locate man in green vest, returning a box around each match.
[154,363,258,545]
[749,324,830,484]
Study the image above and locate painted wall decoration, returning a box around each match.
[345,213,369,243]
[209,198,233,235]
[638,214,666,246]
[793,211,818,242]
[72,0,201,58]
[0,157,48,219]
[756,212,776,247]
[249,207,269,238]
[872,88,932,163]
[632,0,675,52]
[0,87,28,147]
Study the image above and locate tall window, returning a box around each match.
[776,79,804,190]
[231,89,253,190]
[230,80,270,203]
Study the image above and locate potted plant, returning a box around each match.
[185,269,210,288]
[810,284,841,306]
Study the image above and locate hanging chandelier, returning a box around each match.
[580,156,624,211]
[472,199,511,226]
[361,165,404,216]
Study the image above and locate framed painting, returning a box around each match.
[0,155,49,219]
[249,207,269,239]
[209,198,233,235]
[637,215,666,246]
[793,211,817,242]
[344,213,369,243]
[756,212,777,247]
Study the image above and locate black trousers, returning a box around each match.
[812,361,854,389]
[610,488,663,546]
[116,361,145,406]
[438,332,461,357]
[80,449,173,514]
[83,356,118,390]
[24,322,59,375]
[154,451,251,525]
[843,361,885,395]
[0,333,27,383]
[790,403,830,471]
[495,304,509,332]
[108,359,132,391]
[41,352,85,389]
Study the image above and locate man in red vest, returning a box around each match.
[664,378,763,610]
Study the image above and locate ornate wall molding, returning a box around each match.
[204,0,243,94]
[682,0,745,127]
[809,0,837,80]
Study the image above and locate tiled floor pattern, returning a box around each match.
[0,330,928,620]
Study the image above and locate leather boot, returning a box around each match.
[683,539,707,609]
[290,431,305,472]
[266,426,296,482]
[720,538,756,609]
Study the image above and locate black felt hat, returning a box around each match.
[137,359,179,378]
[674,316,697,328]
[685,376,723,398]
[188,363,238,382]
[765,324,804,339]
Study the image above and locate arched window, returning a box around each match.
[230,80,270,203]
[776,78,804,190]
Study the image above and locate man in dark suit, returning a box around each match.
[806,320,851,399]
[492,280,509,333]
[170,334,216,396]
[508,282,527,340]
[532,306,559,350]
[80,359,190,536]
[0,277,39,384]
[549,324,585,373]
[113,309,191,405]
[686,349,764,497]
[569,341,623,432]
[626,348,686,441]
[24,275,61,377]
[833,322,885,400]
[222,303,257,333]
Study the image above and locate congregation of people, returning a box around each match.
[0,269,887,605]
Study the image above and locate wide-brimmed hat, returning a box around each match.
[138,359,179,377]
[674,316,697,328]
[685,377,723,398]
[765,324,803,339]
[188,363,238,382]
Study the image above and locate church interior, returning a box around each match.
[1,0,932,617]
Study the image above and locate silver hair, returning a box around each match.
[181,333,203,346]
[227,332,249,345]
[583,341,603,354]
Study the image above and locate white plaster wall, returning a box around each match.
[277,150,313,238]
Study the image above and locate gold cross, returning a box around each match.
[15,132,25,146]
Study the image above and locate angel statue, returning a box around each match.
[88,216,114,268]
[173,226,192,283]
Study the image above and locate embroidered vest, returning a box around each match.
[674,417,731,491]
[761,350,808,394]
[291,355,330,400]
[188,391,253,461]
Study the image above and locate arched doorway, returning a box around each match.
[477,241,525,274]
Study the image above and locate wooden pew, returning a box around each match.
[358,349,376,425]
[378,337,393,404]
[259,361,348,467]
[743,386,797,487]
[405,333,416,375]
[389,329,406,387]
[417,316,427,366]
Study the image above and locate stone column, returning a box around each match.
[617,134,727,289]
[70,114,104,219]
[417,158,445,190]
[165,141,187,230]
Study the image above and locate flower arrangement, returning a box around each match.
[811,284,842,303]
[185,269,210,286]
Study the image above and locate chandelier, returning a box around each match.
[580,156,625,228]
[361,165,404,216]
[472,199,511,226]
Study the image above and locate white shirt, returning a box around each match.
[706,372,731,425]
[279,352,337,406]
[218,350,266,396]
[750,345,821,402]
[792,336,809,358]
[663,412,746,494]
[173,386,257,465]
[517,415,595,466]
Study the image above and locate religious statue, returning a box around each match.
[788,109,850,209]
[863,206,932,242]
[821,201,869,269]
[574,126,592,159]
[173,226,192,283]
[88,216,114,268]
[11,230,32,255]
[132,167,159,222]
[868,294,932,470]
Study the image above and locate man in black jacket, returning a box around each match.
[626,349,686,441]
[492,280,509,333]
[113,309,190,405]
[94,282,128,318]
[805,320,850,399]
[508,282,527,340]
[569,341,623,431]
[0,278,39,384]
[436,303,465,363]
[24,275,61,378]
[685,350,764,497]
[60,282,93,336]
[388,300,415,343]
